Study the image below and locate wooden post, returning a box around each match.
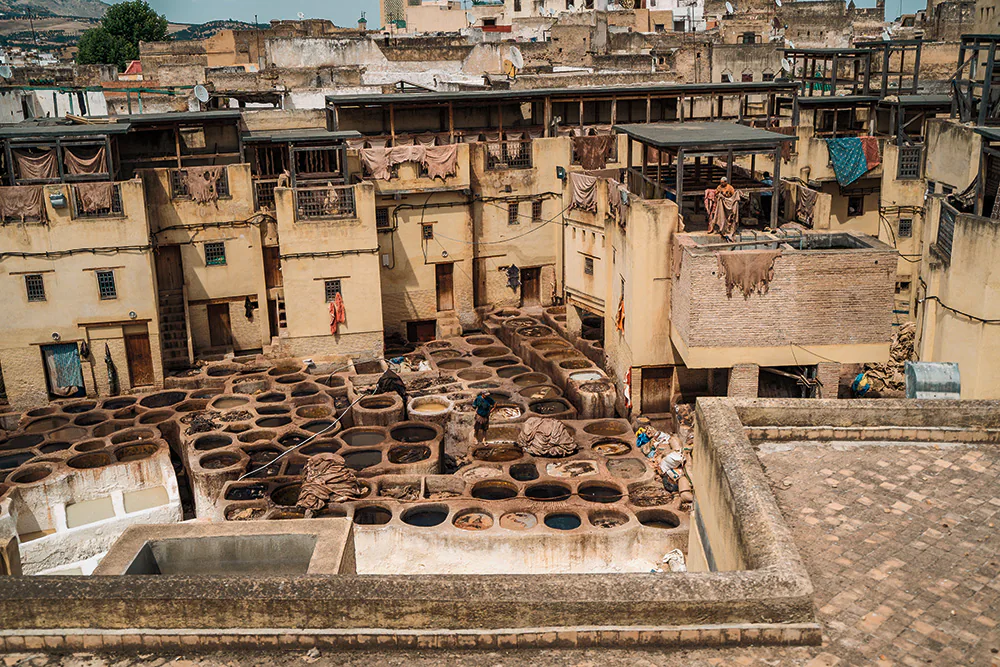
[676,148,684,207]
[726,148,733,182]
[912,42,921,94]
[770,146,781,226]
[104,135,113,180]
[448,102,455,142]
[543,96,552,137]
[174,126,182,169]
[627,136,633,174]
[579,98,584,128]
[4,141,15,185]
[831,54,839,96]
[389,104,396,144]
[610,97,617,126]
[646,94,651,123]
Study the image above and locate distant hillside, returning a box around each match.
[0,0,109,19]
[171,19,267,41]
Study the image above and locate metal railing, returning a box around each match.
[71,183,124,219]
[254,178,278,210]
[170,168,231,200]
[485,140,533,170]
[294,185,356,221]
[936,200,957,261]
[897,145,923,180]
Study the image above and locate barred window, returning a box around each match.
[96,270,117,300]
[584,257,594,275]
[24,274,45,302]
[422,224,434,240]
[897,145,922,180]
[898,218,913,238]
[205,241,227,266]
[532,199,543,222]
[324,279,342,303]
[376,207,391,230]
[508,202,520,225]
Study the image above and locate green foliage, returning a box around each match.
[75,0,167,70]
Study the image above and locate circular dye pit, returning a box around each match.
[578,483,624,504]
[583,420,630,436]
[544,513,582,530]
[358,396,397,410]
[73,440,106,453]
[402,506,448,527]
[499,511,537,530]
[200,452,242,470]
[232,379,269,395]
[467,381,500,390]
[271,483,302,507]
[67,452,113,469]
[275,373,307,385]
[225,484,268,501]
[570,371,606,383]
[296,405,332,419]
[212,396,250,410]
[457,368,493,382]
[465,336,495,346]
[62,401,97,414]
[353,506,392,525]
[529,399,572,416]
[10,466,51,484]
[138,410,173,425]
[0,434,43,451]
[471,480,518,500]
[497,365,532,379]
[512,374,550,388]
[115,443,158,463]
[278,432,309,447]
[255,416,292,428]
[590,510,629,529]
[299,440,342,456]
[343,450,382,470]
[410,397,452,414]
[525,483,571,502]
[387,445,430,464]
[559,360,593,370]
[290,383,320,397]
[139,392,186,409]
[26,415,71,433]
[580,381,613,394]
[303,420,335,434]
[636,509,681,529]
[483,358,518,368]
[340,429,386,448]
[429,349,461,360]
[471,346,508,358]
[607,458,647,479]
[0,452,35,469]
[509,463,539,481]
[436,359,472,370]
[592,439,631,456]
[268,364,303,377]
[453,510,494,531]
[237,430,275,444]
[472,444,523,462]
[38,442,71,454]
[206,364,239,377]
[515,325,553,338]
[225,506,265,521]
[257,392,286,403]
[519,385,562,401]
[390,424,437,443]
[73,412,107,427]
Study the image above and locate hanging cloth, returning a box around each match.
[183,166,225,203]
[74,182,114,213]
[64,146,107,175]
[568,172,598,213]
[422,144,459,180]
[329,291,347,334]
[710,187,741,238]
[42,343,84,397]
[716,250,782,299]
[825,137,880,186]
[615,294,625,333]
[0,185,48,222]
[796,185,819,228]
[502,264,520,290]
[105,343,120,396]
[704,189,719,231]
[572,135,614,170]
[360,147,392,180]
[14,149,57,180]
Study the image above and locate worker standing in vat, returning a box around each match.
[375,367,408,418]
[472,391,496,444]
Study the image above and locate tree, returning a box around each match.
[76,0,168,71]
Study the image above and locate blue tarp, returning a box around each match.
[825,137,869,186]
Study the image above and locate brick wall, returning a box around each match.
[728,364,759,398]
[815,362,842,399]
[672,246,895,350]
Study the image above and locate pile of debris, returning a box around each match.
[862,322,916,393]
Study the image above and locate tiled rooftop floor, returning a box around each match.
[15,441,1000,666]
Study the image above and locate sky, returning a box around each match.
[108,0,383,26]
[111,0,927,27]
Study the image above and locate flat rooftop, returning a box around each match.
[241,128,362,143]
[613,121,796,150]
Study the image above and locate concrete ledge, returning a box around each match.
[0,623,823,652]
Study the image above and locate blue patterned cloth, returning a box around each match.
[825,137,869,186]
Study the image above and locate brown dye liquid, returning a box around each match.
[213,397,249,409]
[413,401,448,413]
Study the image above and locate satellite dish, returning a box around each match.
[193,84,210,103]
[0,65,11,79]
[881,30,891,41]
[780,57,791,72]
[466,11,476,23]
[786,40,795,48]
[775,0,782,6]
[297,12,305,19]
[725,1,735,13]
[509,46,524,69]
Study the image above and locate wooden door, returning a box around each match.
[124,332,155,387]
[521,267,541,307]
[155,246,183,291]
[436,263,454,311]
[207,303,233,348]
[641,366,674,415]
[263,247,283,289]
[407,320,437,343]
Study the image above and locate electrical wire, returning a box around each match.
[0,245,151,261]
[917,295,1000,325]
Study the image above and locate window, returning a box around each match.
[204,241,227,266]
[897,145,922,180]
[926,180,936,196]
[483,18,496,27]
[654,23,665,31]
[508,202,520,225]
[722,72,734,83]
[531,199,543,222]
[96,270,117,300]
[895,280,911,295]
[898,218,913,238]
[673,19,686,31]
[24,274,45,302]
[324,279,341,303]
[421,224,434,240]
[376,207,390,230]
[941,185,954,195]
[584,257,594,275]
[847,196,865,217]
[741,71,754,83]
[514,0,521,10]
[762,71,775,82]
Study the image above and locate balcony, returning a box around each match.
[71,182,124,219]
[669,230,897,368]
[485,140,532,171]
[293,185,357,221]
[169,168,231,200]
[352,141,470,194]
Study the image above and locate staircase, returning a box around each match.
[436,311,462,339]
[158,289,190,369]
